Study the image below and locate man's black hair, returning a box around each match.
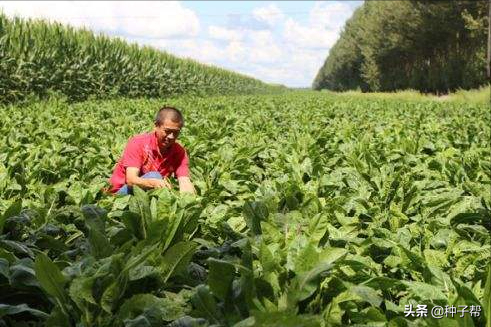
[154,106,184,126]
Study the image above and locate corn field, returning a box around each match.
[0,13,283,104]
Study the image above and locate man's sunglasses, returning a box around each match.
[161,127,181,137]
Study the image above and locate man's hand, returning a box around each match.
[177,176,196,194]
[126,167,172,190]
[145,178,172,189]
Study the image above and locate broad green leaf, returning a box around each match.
[402,281,446,301]
[150,197,158,221]
[308,213,328,244]
[81,204,107,232]
[169,315,208,327]
[101,279,125,313]
[234,238,257,309]
[398,245,426,271]
[129,186,151,223]
[293,242,320,273]
[88,228,112,259]
[124,316,152,327]
[9,259,39,288]
[45,306,71,327]
[234,310,321,327]
[0,258,9,279]
[319,247,348,266]
[34,253,70,313]
[163,209,185,251]
[364,276,404,292]
[451,212,486,226]
[118,294,188,323]
[423,249,448,268]
[123,242,160,274]
[0,199,22,234]
[0,303,48,319]
[259,241,279,274]
[191,285,222,324]
[160,241,197,283]
[129,265,159,281]
[349,285,383,307]
[207,258,235,300]
[122,211,146,240]
[242,201,268,235]
[426,265,454,291]
[0,240,35,258]
[289,261,334,303]
[69,276,97,308]
[364,307,387,322]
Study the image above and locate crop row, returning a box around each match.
[0,92,489,326]
[0,13,284,104]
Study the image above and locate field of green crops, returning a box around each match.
[0,92,490,327]
[0,13,283,104]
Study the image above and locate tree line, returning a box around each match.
[313,1,489,93]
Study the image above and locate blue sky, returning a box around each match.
[0,1,363,87]
[186,1,361,25]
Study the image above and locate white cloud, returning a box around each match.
[283,2,352,50]
[176,40,227,63]
[284,18,339,49]
[247,30,283,63]
[129,37,226,63]
[249,46,282,64]
[208,25,244,41]
[247,30,274,45]
[273,2,357,85]
[155,29,282,66]
[225,41,247,63]
[252,4,284,27]
[246,48,329,87]
[310,2,353,30]
[0,1,200,38]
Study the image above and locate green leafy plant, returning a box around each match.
[0,92,489,326]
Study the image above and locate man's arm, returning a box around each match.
[175,148,194,194]
[126,167,171,189]
[177,176,196,194]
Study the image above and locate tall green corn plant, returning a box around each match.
[0,12,283,104]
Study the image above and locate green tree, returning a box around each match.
[313,1,489,93]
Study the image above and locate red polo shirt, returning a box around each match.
[109,132,189,193]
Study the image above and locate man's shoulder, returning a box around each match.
[128,132,153,145]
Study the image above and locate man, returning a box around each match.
[109,106,195,195]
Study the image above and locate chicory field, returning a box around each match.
[0,92,489,326]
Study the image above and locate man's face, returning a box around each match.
[154,119,182,151]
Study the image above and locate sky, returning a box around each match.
[0,1,363,88]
